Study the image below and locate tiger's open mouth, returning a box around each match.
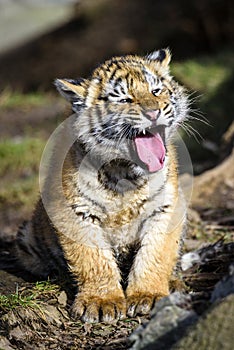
[133,125,166,173]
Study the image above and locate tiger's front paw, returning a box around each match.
[126,292,167,317]
[71,294,126,323]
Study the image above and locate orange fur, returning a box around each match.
[16,49,189,322]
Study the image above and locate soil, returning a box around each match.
[0,269,142,350]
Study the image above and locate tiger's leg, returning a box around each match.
[126,210,185,317]
[60,234,126,323]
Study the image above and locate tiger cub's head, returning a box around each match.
[55,49,189,173]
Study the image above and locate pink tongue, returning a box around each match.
[134,133,165,172]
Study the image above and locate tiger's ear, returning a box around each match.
[54,78,88,112]
[147,48,171,68]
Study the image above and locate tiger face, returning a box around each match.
[55,49,189,173]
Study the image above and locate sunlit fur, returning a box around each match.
[15,49,189,323]
[56,49,188,164]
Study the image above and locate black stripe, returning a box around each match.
[163,104,170,111]
[109,92,120,98]
[77,190,107,214]
[17,240,32,255]
[148,180,167,202]
[168,120,173,126]
[95,104,104,122]
[136,205,170,237]
[17,238,43,259]
[120,86,126,95]
[125,73,130,90]
[109,63,122,81]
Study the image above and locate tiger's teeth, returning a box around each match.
[142,130,146,135]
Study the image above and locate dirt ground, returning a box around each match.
[0,270,142,350]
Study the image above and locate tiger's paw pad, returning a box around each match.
[126,293,166,317]
[71,295,126,323]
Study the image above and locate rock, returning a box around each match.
[0,270,24,294]
[129,241,234,350]
[182,240,234,293]
[187,208,201,223]
[129,290,234,350]
[129,293,198,350]
[43,305,65,327]
[174,294,234,350]
[181,251,201,271]
[191,148,234,209]
[211,263,234,303]
[182,240,234,274]
[184,239,203,252]
[57,290,67,307]
[0,336,15,350]
[9,326,25,341]
[2,310,19,328]
[1,308,41,331]
[221,121,234,159]
[176,264,234,350]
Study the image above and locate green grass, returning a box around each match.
[0,292,37,311]
[0,175,39,208]
[0,137,45,177]
[0,286,38,312]
[0,89,49,110]
[172,60,231,100]
[0,281,60,313]
[172,51,234,94]
[0,137,45,210]
[33,280,60,296]
[171,50,234,168]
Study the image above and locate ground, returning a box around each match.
[0,273,141,349]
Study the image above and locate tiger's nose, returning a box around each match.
[145,110,160,120]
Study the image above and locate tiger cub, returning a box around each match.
[16,49,189,323]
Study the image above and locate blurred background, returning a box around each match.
[0,0,233,237]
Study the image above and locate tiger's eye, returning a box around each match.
[152,89,161,96]
[119,98,132,103]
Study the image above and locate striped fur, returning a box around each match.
[15,49,189,323]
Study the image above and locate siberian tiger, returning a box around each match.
[15,49,189,323]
